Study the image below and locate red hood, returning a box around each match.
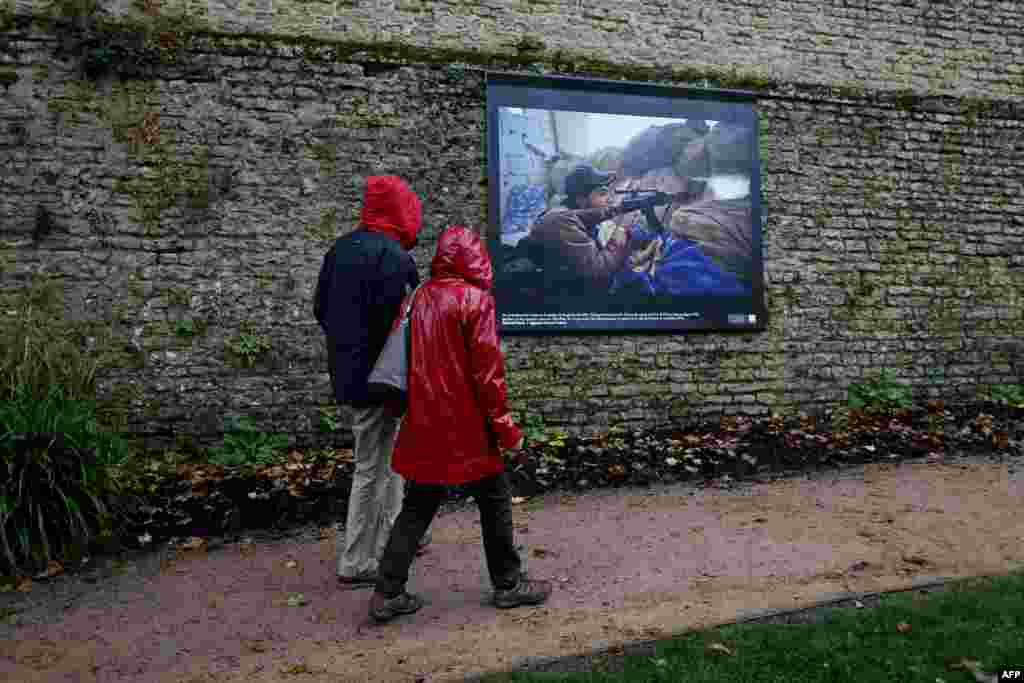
[430,225,493,290]
[360,176,422,250]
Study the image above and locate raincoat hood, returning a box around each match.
[360,175,422,250]
[430,225,493,291]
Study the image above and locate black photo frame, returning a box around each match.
[486,73,767,334]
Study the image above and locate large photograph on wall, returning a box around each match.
[487,74,767,333]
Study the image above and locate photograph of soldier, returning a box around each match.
[495,108,755,307]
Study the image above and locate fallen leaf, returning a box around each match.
[531,548,550,558]
[706,642,733,656]
[284,560,299,569]
[35,560,63,579]
[896,622,912,633]
[180,537,208,552]
[286,593,307,607]
[511,497,527,505]
[281,662,312,675]
[16,577,32,593]
[244,640,268,653]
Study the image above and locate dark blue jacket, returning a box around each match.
[314,228,420,406]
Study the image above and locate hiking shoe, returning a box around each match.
[493,576,552,609]
[369,591,425,623]
[337,570,377,590]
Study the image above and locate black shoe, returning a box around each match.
[369,591,425,623]
[493,575,552,609]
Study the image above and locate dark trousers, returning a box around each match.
[375,471,522,597]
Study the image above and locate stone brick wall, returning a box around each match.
[1,1,1022,445]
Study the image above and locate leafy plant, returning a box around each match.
[226,329,271,367]
[0,388,125,575]
[0,274,103,403]
[847,369,913,415]
[317,406,342,433]
[174,319,196,337]
[208,416,290,467]
[988,383,1024,408]
[521,414,548,446]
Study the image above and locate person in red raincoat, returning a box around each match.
[367,225,552,623]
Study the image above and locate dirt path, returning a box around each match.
[3,455,1023,683]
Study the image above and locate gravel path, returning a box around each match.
[2,452,1021,683]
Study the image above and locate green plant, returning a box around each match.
[317,406,342,433]
[226,328,271,367]
[0,386,126,575]
[208,416,290,467]
[988,383,1024,408]
[1,274,100,402]
[847,369,913,415]
[521,414,547,445]
[174,319,196,337]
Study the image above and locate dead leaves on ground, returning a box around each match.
[179,536,209,553]
[176,449,353,500]
[3,562,66,592]
[280,661,314,675]
[34,560,64,580]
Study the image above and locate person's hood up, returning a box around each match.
[360,175,422,250]
[430,225,493,291]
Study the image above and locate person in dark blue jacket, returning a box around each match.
[314,175,423,589]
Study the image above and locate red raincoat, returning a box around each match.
[392,225,522,485]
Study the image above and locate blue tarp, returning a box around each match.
[608,225,749,297]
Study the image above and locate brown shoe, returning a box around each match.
[369,591,425,623]
[493,575,552,609]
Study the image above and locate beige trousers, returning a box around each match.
[337,402,404,578]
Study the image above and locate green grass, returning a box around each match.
[485,572,1024,682]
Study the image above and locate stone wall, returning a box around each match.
[1,0,1022,445]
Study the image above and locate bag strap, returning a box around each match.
[399,281,424,323]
